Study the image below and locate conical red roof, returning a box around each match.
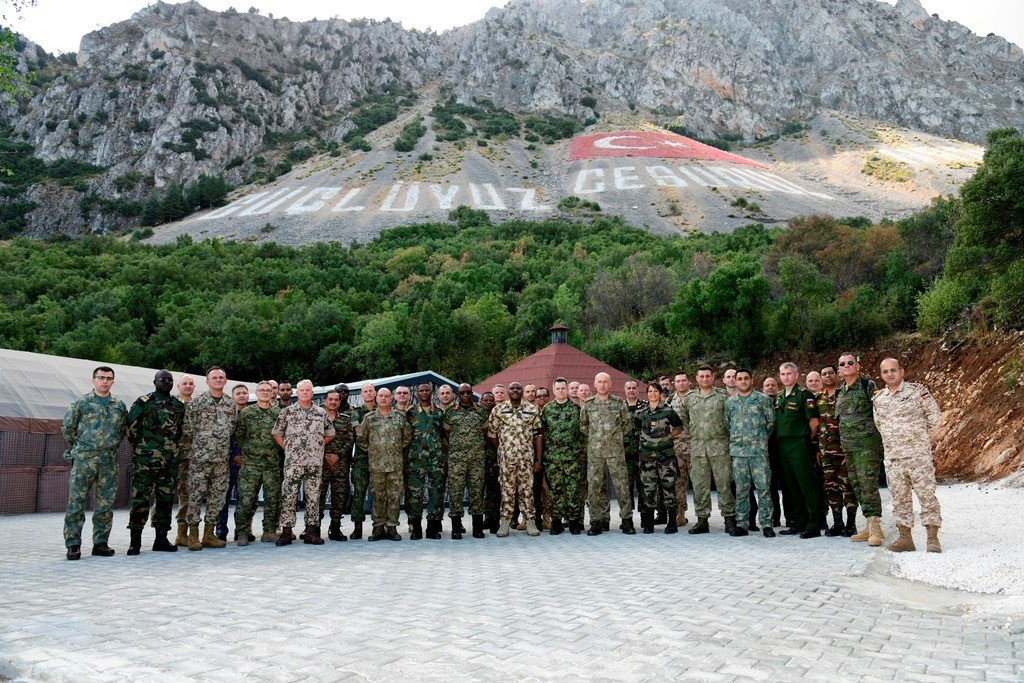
[473,342,644,395]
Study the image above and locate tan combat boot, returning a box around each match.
[496,518,511,537]
[850,524,870,542]
[236,528,250,547]
[888,525,915,552]
[202,523,227,548]
[525,519,540,537]
[187,524,202,551]
[867,516,884,547]
[925,525,942,553]
[175,523,189,547]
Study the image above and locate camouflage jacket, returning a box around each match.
[444,403,488,462]
[406,403,446,460]
[623,400,646,461]
[541,399,584,463]
[724,391,775,459]
[272,403,335,468]
[235,403,281,465]
[181,392,238,464]
[488,400,541,462]
[126,391,185,457]
[872,381,943,461]
[835,377,882,452]
[579,395,630,458]
[356,408,412,473]
[351,404,374,458]
[669,391,692,456]
[814,389,842,456]
[62,390,127,458]
[634,399,683,459]
[680,388,730,457]
[324,410,355,458]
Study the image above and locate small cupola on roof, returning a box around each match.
[549,324,569,344]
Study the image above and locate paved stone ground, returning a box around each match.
[2,495,1022,682]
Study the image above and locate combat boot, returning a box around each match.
[926,525,941,553]
[550,518,564,536]
[825,508,844,537]
[488,516,500,534]
[620,517,636,535]
[888,525,915,552]
[303,524,324,545]
[349,522,362,540]
[586,522,602,536]
[496,518,511,537]
[66,545,81,560]
[426,519,442,540]
[641,511,655,534]
[153,530,177,552]
[215,525,228,542]
[472,514,486,538]
[729,525,748,537]
[127,529,142,556]
[653,509,667,526]
[187,524,202,551]
[368,526,387,541]
[91,542,115,557]
[799,527,821,538]
[850,525,870,542]
[260,531,278,543]
[601,520,611,531]
[569,520,582,535]
[688,517,710,534]
[328,521,347,542]
[386,526,402,541]
[275,526,294,546]
[867,516,884,547]
[175,523,189,547]
[842,507,858,537]
[664,511,678,535]
[202,524,226,548]
[724,515,737,534]
[452,519,463,540]
[526,519,541,536]
[410,519,423,540]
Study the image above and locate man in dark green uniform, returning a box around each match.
[349,383,376,539]
[540,378,586,535]
[775,362,821,538]
[622,380,645,520]
[406,383,448,540]
[480,391,501,533]
[126,369,186,555]
[444,384,489,539]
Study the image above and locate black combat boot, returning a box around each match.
[688,517,710,534]
[66,545,81,560]
[487,516,500,534]
[724,515,737,534]
[91,543,115,557]
[730,525,748,537]
[328,520,347,541]
[641,511,654,534]
[550,518,564,536]
[410,519,423,540]
[825,508,844,537]
[368,526,387,541]
[275,526,294,546]
[386,526,402,541]
[472,514,485,538]
[653,508,667,526]
[426,519,442,540]
[842,507,857,537]
[451,519,463,540]
[569,520,582,535]
[586,522,602,536]
[127,529,142,556]
[620,517,636,535]
[799,527,822,539]
[350,521,363,540]
[665,511,678,535]
[152,529,178,552]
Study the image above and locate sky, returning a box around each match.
[5,0,1024,55]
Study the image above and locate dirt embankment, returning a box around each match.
[752,333,1024,483]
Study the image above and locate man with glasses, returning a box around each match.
[445,384,488,539]
[234,382,282,544]
[816,365,857,537]
[393,386,412,412]
[62,366,127,560]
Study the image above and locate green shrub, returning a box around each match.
[916,277,972,335]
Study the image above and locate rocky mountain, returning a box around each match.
[1,0,1021,238]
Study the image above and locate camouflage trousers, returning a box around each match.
[484,448,500,520]
[64,449,118,548]
[448,453,485,518]
[279,463,322,530]
[319,454,351,524]
[886,455,942,528]
[216,459,240,535]
[690,451,734,520]
[175,455,190,524]
[128,452,177,531]
[845,445,882,518]
[406,451,447,521]
[234,459,282,535]
[545,456,585,523]
[186,459,229,526]
[350,449,370,522]
[499,451,534,522]
[625,458,641,512]
[640,450,678,513]
[370,470,403,530]
[732,456,774,530]
[821,449,856,511]
[674,439,691,520]
[586,452,634,521]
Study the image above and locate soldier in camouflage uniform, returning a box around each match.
[62,366,127,560]
[487,382,543,537]
[320,387,355,542]
[634,383,683,534]
[623,380,645,522]
[816,364,857,537]
[480,391,501,533]
[349,383,377,539]
[182,367,238,551]
[579,373,636,535]
[680,366,734,534]
[723,369,776,538]
[272,380,335,546]
[234,382,282,544]
[215,384,251,542]
[445,384,488,539]
[873,358,944,553]
[541,378,586,535]
[669,372,692,526]
[835,353,885,545]
[356,388,412,541]
[173,374,195,545]
[405,383,448,540]
[126,369,185,555]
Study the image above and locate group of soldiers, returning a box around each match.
[60,353,945,559]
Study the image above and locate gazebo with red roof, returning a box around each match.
[473,325,644,396]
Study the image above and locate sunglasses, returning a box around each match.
[838,361,857,367]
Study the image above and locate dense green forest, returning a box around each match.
[0,129,1020,384]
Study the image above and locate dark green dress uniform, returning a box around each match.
[126,391,185,533]
[774,386,820,534]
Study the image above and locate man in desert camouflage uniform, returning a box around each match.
[406,383,448,540]
[173,374,195,545]
[183,366,237,551]
[272,380,335,546]
[680,366,734,534]
[873,358,945,553]
[580,372,636,535]
[348,383,377,539]
[835,353,885,545]
[62,366,127,560]
[488,382,543,537]
[669,372,692,527]
[126,369,185,556]
[356,388,412,541]
[541,378,586,535]
[320,387,355,542]
[445,384,488,539]
[723,369,776,538]
[234,381,281,544]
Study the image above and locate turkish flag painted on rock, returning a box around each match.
[568,131,762,167]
